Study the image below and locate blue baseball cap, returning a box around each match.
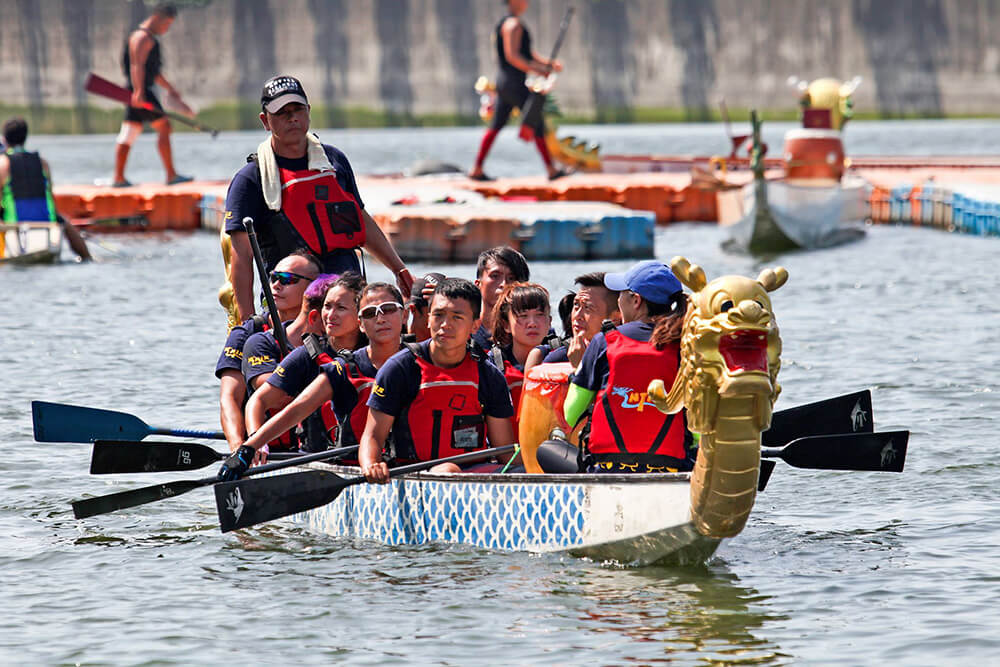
[604,260,682,304]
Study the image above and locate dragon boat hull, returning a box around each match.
[287,465,721,566]
[0,222,62,265]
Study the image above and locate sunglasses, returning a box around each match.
[359,302,404,320]
[269,270,313,286]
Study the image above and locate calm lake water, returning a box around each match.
[2,121,1000,664]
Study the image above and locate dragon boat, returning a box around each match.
[0,221,62,264]
[251,257,790,565]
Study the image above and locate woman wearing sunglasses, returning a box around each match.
[220,282,406,474]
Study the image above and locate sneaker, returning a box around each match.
[167,174,193,185]
[548,168,570,181]
[468,171,495,182]
[111,179,133,188]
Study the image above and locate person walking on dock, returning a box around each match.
[112,3,193,187]
[0,118,92,261]
[224,75,412,324]
[469,0,566,182]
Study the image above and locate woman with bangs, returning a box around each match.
[490,282,553,420]
[244,271,368,455]
[219,282,408,472]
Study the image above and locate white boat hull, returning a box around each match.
[287,465,721,566]
[0,222,62,265]
[719,177,867,253]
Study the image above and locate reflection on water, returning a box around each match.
[542,564,787,664]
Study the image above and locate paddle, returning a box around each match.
[89,440,302,474]
[215,445,517,533]
[71,445,359,520]
[518,6,575,141]
[765,389,873,447]
[85,72,220,137]
[243,216,290,358]
[32,400,224,443]
[761,431,908,473]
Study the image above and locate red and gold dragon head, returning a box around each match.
[649,256,787,434]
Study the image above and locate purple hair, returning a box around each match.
[304,273,339,311]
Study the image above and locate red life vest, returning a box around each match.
[279,166,366,255]
[334,356,375,446]
[588,329,686,460]
[491,345,525,418]
[405,346,487,461]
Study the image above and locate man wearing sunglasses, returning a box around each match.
[215,249,321,452]
[223,75,414,324]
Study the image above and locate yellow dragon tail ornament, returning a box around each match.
[648,256,787,539]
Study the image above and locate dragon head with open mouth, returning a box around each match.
[649,256,787,435]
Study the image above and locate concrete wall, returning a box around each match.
[1,0,998,127]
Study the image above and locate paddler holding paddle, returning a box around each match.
[224,75,413,324]
[469,0,569,182]
[112,3,193,187]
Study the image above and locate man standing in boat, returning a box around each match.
[359,278,516,481]
[112,3,193,187]
[224,75,413,324]
[469,0,566,181]
[0,118,92,261]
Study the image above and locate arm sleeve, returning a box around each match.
[571,332,609,391]
[321,361,359,418]
[564,384,597,428]
[325,145,365,210]
[367,354,418,417]
[224,163,267,234]
[479,362,515,419]
[241,332,280,387]
[267,347,312,396]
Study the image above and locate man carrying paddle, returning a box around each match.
[0,118,92,261]
[359,278,516,482]
[224,75,413,324]
[112,3,193,187]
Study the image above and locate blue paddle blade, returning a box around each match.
[32,401,151,443]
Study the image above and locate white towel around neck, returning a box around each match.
[257,132,335,211]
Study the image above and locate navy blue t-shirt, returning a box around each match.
[542,345,570,364]
[471,325,492,354]
[223,142,365,274]
[240,320,292,389]
[367,341,513,457]
[215,319,253,378]
[572,321,654,392]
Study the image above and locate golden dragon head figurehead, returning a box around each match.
[789,76,862,131]
[649,256,787,435]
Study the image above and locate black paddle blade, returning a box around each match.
[90,440,223,474]
[758,459,776,492]
[763,431,908,472]
[765,390,873,447]
[215,469,349,533]
[72,479,210,519]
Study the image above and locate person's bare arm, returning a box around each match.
[128,32,154,107]
[502,19,549,75]
[242,373,333,452]
[361,210,412,295]
[219,370,248,452]
[359,409,395,483]
[228,231,256,322]
[244,381,292,435]
[0,154,10,186]
[523,347,546,375]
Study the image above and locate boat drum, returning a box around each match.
[783,128,845,183]
[517,361,582,473]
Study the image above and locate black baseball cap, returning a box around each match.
[409,272,447,308]
[261,75,309,113]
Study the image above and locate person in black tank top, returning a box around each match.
[469,0,567,182]
[112,3,194,188]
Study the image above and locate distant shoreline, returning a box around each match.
[2,103,996,135]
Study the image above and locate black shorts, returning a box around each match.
[124,89,164,124]
[491,74,544,135]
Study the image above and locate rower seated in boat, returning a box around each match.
[487,282,555,430]
[563,261,696,474]
[216,283,407,478]
[360,278,516,483]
